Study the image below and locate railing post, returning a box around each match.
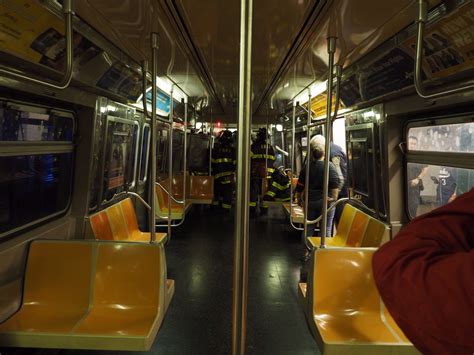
[232,0,252,353]
[303,91,312,240]
[320,37,337,247]
[289,102,303,231]
[149,33,159,243]
[168,85,174,241]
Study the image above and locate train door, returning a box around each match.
[346,105,387,219]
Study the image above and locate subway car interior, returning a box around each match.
[0,0,473,354]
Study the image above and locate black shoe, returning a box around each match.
[300,250,311,262]
[300,270,308,283]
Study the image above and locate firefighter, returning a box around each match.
[250,127,276,215]
[262,166,291,204]
[211,130,235,210]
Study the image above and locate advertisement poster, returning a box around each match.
[97,62,142,101]
[402,2,474,79]
[0,0,101,71]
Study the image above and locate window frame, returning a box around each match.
[405,113,474,220]
[0,100,75,239]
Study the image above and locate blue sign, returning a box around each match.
[146,89,177,116]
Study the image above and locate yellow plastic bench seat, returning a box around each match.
[283,203,305,224]
[0,240,174,351]
[188,175,214,204]
[301,248,416,355]
[156,177,192,220]
[89,198,166,243]
[308,203,387,248]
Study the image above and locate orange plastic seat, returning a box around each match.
[155,178,192,220]
[188,175,214,204]
[283,203,305,224]
[301,248,416,354]
[308,204,387,248]
[0,240,174,351]
[89,198,166,243]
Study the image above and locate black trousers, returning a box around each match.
[250,178,265,209]
[214,179,233,209]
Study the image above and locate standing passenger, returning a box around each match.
[310,135,346,227]
[407,136,428,217]
[211,130,235,210]
[250,128,275,215]
[295,136,340,260]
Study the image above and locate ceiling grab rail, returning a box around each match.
[320,37,337,248]
[149,33,159,243]
[0,0,74,90]
[142,60,152,120]
[289,102,304,231]
[415,0,474,98]
[331,65,342,124]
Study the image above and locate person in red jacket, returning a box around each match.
[373,188,474,355]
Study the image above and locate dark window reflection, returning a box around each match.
[0,154,73,235]
[0,108,73,142]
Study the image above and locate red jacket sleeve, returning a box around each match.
[373,189,474,355]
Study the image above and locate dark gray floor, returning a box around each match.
[1,206,319,354]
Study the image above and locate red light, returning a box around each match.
[217,121,221,127]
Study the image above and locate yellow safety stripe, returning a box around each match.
[220,180,231,185]
[249,202,257,207]
[212,158,234,163]
[215,171,234,179]
[267,168,275,173]
[274,197,290,201]
[272,181,290,190]
[266,191,276,197]
[250,154,276,160]
[222,203,232,209]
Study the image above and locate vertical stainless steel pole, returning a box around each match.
[209,106,213,176]
[183,98,188,212]
[303,91,311,239]
[320,37,337,247]
[233,0,252,353]
[150,33,159,242]
[168,85,174,240]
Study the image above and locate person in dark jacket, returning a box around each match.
[262,166,291,204]
[211,130,235,210]
[311,135,348,224]
[295,135,340,239]
[250,128,275,215]
[373,189,474,355]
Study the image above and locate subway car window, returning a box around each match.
[0,154,73,235]
[408,121,474,153]
[0,108,73,142]
[139,124,150,183]
[0,104,74,238]
[103,118,139,201]
[407,163,474,219]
